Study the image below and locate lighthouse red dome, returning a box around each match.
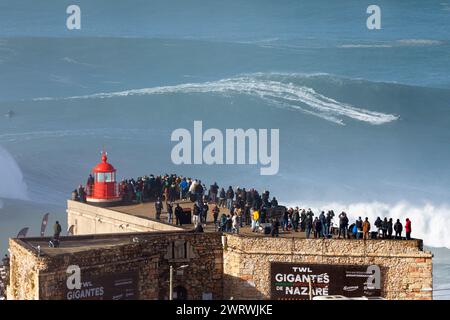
[93,153,116,173]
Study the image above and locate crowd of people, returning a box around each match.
[0,254,9,299]
[146,175,280,235]
[265,208,412,240]
[72,173,413,240]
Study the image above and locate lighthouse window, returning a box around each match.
[95,172,114,182]
[96,173,105,182]
[104,172,113,182]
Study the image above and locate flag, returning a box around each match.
[17,227,29,238]
[40,213,49,237]
[67,225,74,236]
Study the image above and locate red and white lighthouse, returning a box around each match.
[86,151,122,206]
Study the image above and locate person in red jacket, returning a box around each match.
[405,218,412,240]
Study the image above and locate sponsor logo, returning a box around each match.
[343,286,359,292]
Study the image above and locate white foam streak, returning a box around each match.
[284,200,450,248]
[397,39,443,46]
[34,75,399,125]
[340,44,393,48]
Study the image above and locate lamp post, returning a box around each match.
[169,264,189,300]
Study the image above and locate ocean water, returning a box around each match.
[0,0,449,298]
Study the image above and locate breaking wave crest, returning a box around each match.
[0,146,28,200]
[34,74,399,126]
[284,200,450,249]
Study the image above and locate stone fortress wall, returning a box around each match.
[222,234,432,300]
[7,232,223,300]
[7,202,433,300]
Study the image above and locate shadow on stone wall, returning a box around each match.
[223,273,265,300]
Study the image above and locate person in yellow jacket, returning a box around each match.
[362,217,371,240]
[252,209,260,232]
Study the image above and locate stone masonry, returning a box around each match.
[6,201,433,300]
[222,234,433,300]
[7,232,223,300]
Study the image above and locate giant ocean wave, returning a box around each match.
[33,73,399,126]
[0,145,28,201]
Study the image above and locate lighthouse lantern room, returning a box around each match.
[86,151,122,206]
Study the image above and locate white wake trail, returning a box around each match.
[33,74,399,125]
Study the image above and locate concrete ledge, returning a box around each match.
[67,200,183,235]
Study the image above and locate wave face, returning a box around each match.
[0,146,28,200]
[34,74,399,126]
[285,200,450,248]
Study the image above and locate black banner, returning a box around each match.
[270,262,382,300]
[65,270,139,300]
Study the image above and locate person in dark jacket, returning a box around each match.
[381,218,388,238]
[50,221,62,248]
[219,188,226,208]
[282,209,289,231]
[355,217,363,239]
[212,205,220,226]
[271,218,280,237]
[338,212,349,239]
[71,189,79,201]
[387,218,393,239]
[155,197,163,220]
[78,185,86,203]
[374,217,382,236]
[394,219,403,239]
[292,208,300,232]
[174,203,183,226]
[209,182,219,204]
[305,213,313,239]
[86,174,94,189]
[220,213,227,231]
[319,211,327,238]
[226,186,234,210]
[53,221,62,239]
[226,214,232,232]
[270,197,278,208]
[313,217,321,238]
[202,202,209,224]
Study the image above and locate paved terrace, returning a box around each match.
[18,231,193,257]
[14,199,428,269]
[106,200,419,242]
[108,199,309,238]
